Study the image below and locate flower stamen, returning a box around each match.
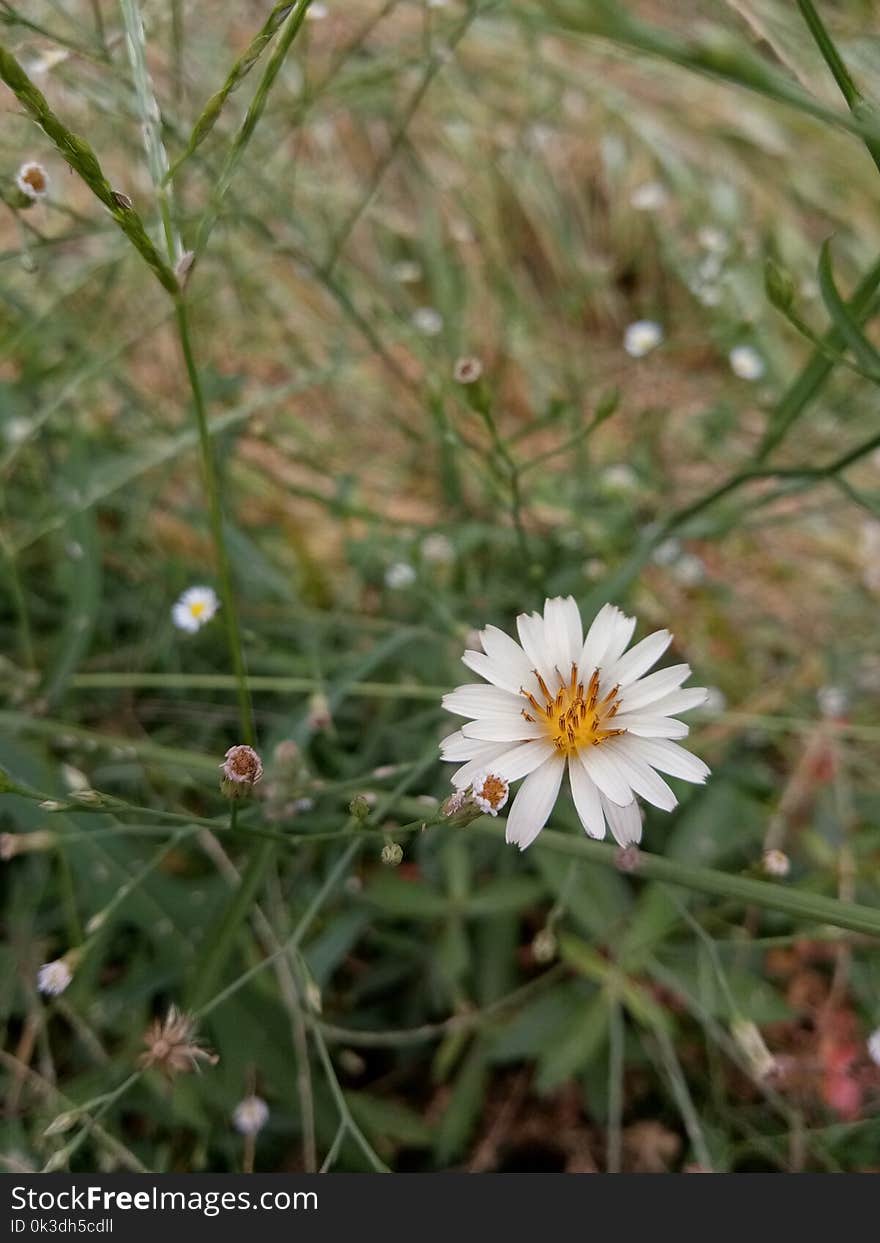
[522,663,626,755]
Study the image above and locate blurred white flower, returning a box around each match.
[391,259,422,283]
[421,532,454,564]
[172,586,219,633]
[868,1028,880,1067]
[16,161,49,201]
[453,356,482,384]
[4,416,33,445]
[673,552,706,587]
[441,597,710,849]
[630,180,668,212]
[37,959,73,997]
[698,253,723,282]
[603,463,638,492]
[26,48,70,76]
[233,1095,269,1136]
[817,685,848,720]
[306,2,329,18]
[729,345,765,381]
[762,849,790,878]
[697,226,728,254]
[624,320,663,358]
[652,538,682,566]
[412,306,444,336]
[385,561,416,589]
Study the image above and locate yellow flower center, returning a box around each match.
[521,665,625,755]
[476,774,508,810]
[189,600,206,618]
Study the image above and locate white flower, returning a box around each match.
[421,532,454,564]
[629,181,668,212]
[624,320,663,358]
[817,685,848,720]
[306,2,329,18]
[867,1028,880,1067]
[412,306,444,336]
[37,959,73,996]
[470,771,509,816]
[233,1095,269,1136]
[602,464,638,493]
[172,585,219,633]
[391,260,422,283]
[16,161,49,201]
[697,226,728,254]
[385,561,416,589]
[729,346,765,381]
[441,597,710,850]
[762,849,790,878]
[4,416,33,445]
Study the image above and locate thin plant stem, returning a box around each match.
[173,297,255,745]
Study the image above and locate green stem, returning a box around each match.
[473,822,880,939]
[796,0,880,167]
[173,298,254,745]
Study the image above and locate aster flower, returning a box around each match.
[16,161,49,201]
[441,597,710,850]
[624,320,663,358]
[172,585,219,633]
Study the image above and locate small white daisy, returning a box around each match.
[729,345,765,381]
[412,306,444,336]
[37,959,73,997]
[172,586,219,633]
[16,161,49,201]
[385,561,416,589]
[629,180,668,212]
[624,320,663,358]
[233,1095,269,1136]
[441,597,710,850]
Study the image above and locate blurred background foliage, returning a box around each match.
[1,0,880,1173]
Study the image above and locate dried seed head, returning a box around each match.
[232,1094,269,1136]
[220,745,263,799]
[453,356,483,384]
[470,771,509,817]
[139,1006,217,1078]
[16,162,49,201]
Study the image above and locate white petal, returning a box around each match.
[478,626,535,688]
[580,604,636,674]
[568,756,606,839]
[618,735,710,784]
[516,611,555,684]
[494,739,557,782]
[601,794,643,846]
[617,664,691,713]
[462,717,545,742]
[439,729,473,759]
[442,683,526,719]
[637,687,708,717]
[461,649,526,695]
[605,629,672,687]
[504,755,565,850]
[577,745,634,806]
[543,596,583,673]
[450,744,514,788]
[602,740,678,811]
[614,714,690,739]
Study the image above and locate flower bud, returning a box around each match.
[349,794,371,821]
[381,841,403,867]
